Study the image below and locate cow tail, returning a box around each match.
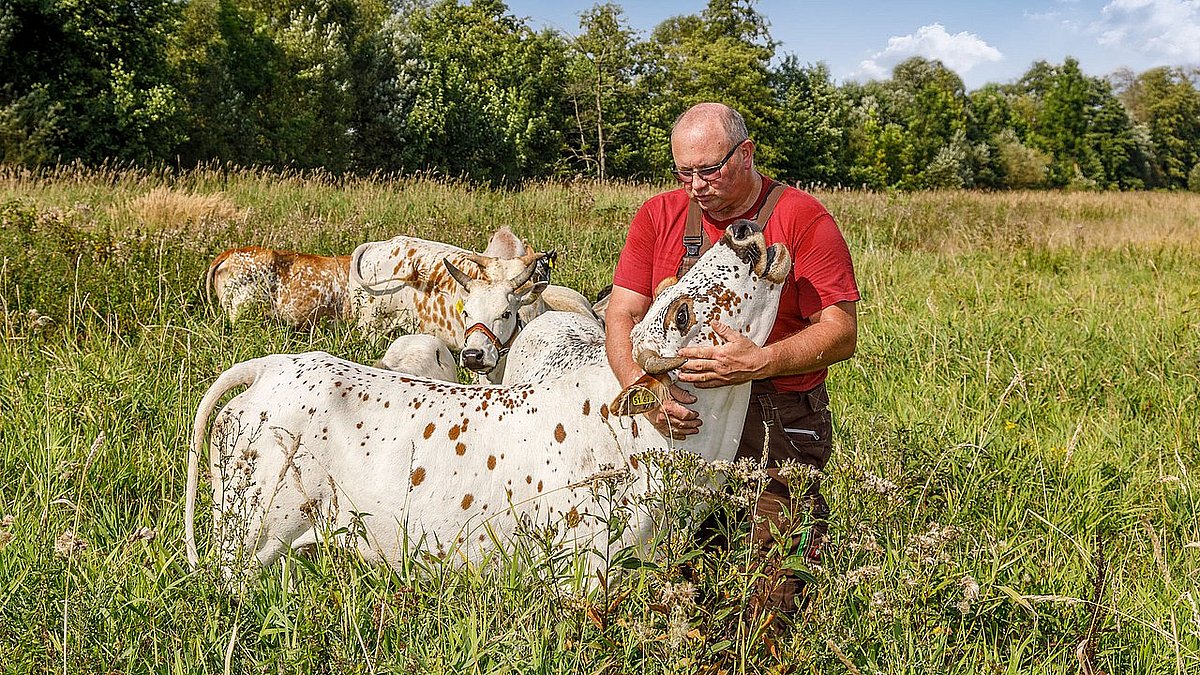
[204,250,233,313]
[185,360,260,569]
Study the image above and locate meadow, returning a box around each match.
[0,165,1198,674]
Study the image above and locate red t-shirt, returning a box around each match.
[612,176,860,392]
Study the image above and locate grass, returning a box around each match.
[1,165,1198,673]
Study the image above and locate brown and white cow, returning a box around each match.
[205,247,352,326]
[185,220,791,580]
[204,227,530,328]
[350,235,597,381]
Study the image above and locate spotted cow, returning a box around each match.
[185,220,791,579]
[205,247,352,326]
[349,234,598,349]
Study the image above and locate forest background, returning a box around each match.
[3,0,1200,191]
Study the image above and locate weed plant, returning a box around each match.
[0,167,1198,673]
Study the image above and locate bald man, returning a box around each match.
[605,102,860,617]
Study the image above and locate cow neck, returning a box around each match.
[676,175,783,278]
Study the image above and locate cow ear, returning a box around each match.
[652,276,678,299]
[610,373,670,416]
[519,279,550,306]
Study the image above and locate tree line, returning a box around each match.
[3,0,1200,190]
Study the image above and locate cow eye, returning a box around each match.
[674,305,690,332]
[501,311,512,320]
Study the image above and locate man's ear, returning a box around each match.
[610,373,671,416]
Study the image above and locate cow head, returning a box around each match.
[444,250,551,374]
[630,219,791,377]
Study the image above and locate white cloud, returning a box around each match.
[1097,0,1200,61]
[855,24,1003,81]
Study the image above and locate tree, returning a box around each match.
[1114,66,1200,188]
[564,3,639,180]
[0,0,185,165]
[391,0,567,183]
[770,58,849,186]
[634,0,780,177]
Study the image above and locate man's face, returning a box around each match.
[670,123,752,217]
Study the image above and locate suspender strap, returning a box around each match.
[676,178,787,279]
[676,199,708,278]
[755,179,784,226]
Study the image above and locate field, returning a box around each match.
[1,165,1198,674]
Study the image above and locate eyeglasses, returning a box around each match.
[672,140,745,183]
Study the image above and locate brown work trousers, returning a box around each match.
[700,379,833,615]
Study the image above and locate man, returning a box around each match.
[604,102,860,615]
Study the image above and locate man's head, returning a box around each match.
[670,103,758,219]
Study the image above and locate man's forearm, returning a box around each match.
[605,314,645,388]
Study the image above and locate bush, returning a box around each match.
[1188,163,1200,192]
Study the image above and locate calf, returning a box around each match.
[186,221,791,579]
[205,247,351,326]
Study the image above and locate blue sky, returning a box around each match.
[502,0,1200,90]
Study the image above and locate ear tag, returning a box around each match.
[624,385,661,415]
[454,299,464,314]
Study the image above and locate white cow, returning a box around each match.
[373,334,459,382]
[185,220,791,580]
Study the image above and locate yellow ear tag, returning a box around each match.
[454,299,464,314]
[547,257,556,269]
[627,386,660,413]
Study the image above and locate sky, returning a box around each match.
[501,0,1200,90]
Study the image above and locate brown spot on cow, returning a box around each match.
[600,403,609,420]
[456,442,467,456]
[629,455,640,470]
[411,467,426,486]
[554,423,566,443]
[566,506,581,528]
[460,494,474,510]
[582,400,591,416]
[487,455,497,470]
[423,422,436,439]
[631,420,639,438]
[525,475,532,484]
[537,480,543,493]
[448,424,461,440]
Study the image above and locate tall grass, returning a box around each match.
[1,167,1198,673]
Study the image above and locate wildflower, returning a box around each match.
[658,580,697,609]
[666,604,690,651]
[905,522,962,565]
[844,565,882,587]
[0,531,10,547]
[956,575,980,613]
[869,590,892,615]
[776,459,823,486]
[848,529,884,555]
[0,515,12,528]
[1004,420,1016,430]
[860,471,899,496]
[127,527,157,543]
[54,530,89,558]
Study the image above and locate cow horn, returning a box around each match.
[509,257,540,289]
[443,258,474,289]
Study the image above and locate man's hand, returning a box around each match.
[645,382,701,439]
[677,320,769,388]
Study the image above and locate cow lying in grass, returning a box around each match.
[185,220,790,580]
[350,235,597,381]
[205,247,352,326]
[204,227,535,328]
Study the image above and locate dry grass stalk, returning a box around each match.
[120,187,243,232]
